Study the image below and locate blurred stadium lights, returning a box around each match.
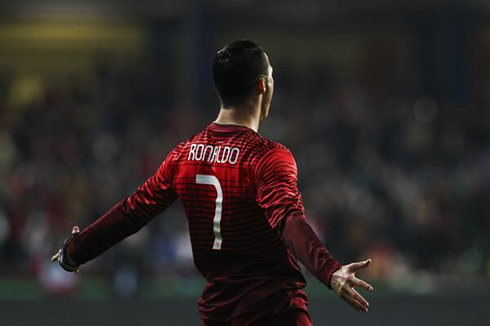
[0,19,148,84]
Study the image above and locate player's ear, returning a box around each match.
[257,78,267,95]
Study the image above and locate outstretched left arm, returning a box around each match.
[255,147,373,313]
[282,214,373,312]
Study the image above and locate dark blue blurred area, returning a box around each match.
[0,0,488,298]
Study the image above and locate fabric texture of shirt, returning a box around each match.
[68,123,340,322]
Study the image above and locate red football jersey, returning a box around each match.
[132,122,309,320]
[69,123,313,321]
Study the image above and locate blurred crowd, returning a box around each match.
[268,62,490,283]
[0,50,489,295]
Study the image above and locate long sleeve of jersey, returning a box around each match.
[255,148,341,287]
[67,153,177,265]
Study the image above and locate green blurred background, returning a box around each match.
[0,0,489,325]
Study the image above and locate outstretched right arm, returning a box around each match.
[52,152,177,268]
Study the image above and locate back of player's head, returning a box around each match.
[212,40,269,107]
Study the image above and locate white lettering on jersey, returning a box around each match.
[187,143,240,165]
[229,148,239,164]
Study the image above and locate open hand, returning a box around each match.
[330,259,373,313]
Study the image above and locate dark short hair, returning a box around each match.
[212,40,269,107]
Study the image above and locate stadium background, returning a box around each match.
[0,0,489,325]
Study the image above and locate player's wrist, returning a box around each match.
[57,231,81,272]
[62,245,79,267]
[327,263,343,290]
[59,255,79,272]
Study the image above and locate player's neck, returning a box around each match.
[215,104,261,132]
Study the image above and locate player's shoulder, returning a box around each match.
[246,132,295,169]
[254,134,289,156]
[164,140,187,162]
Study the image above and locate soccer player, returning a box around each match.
[52,40,373,325]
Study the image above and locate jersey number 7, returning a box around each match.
[196,174,223,250]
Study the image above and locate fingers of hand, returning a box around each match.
[347,259,372,273]
[351,276,374,292]
[348,287,369,311]
[72,226,80,235]
[340,290,368,313]
[51,250,61,262]
[335,262,373,313]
